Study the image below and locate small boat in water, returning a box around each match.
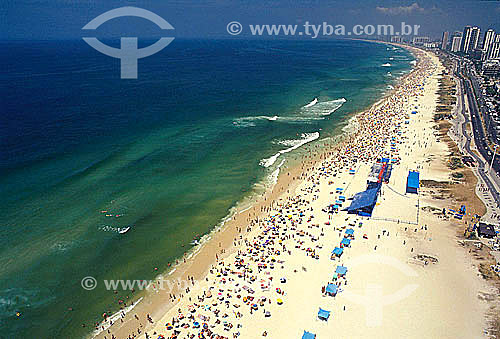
[119,227,131,234]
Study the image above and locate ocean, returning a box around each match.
[0,38,413,338]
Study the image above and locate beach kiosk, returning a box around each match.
[317,308,331,321]
[478,223,497,238]
[406,171,420,194]
[302,331,316,339]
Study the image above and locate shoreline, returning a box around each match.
[91,41,422,339]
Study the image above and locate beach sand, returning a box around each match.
[94,47,495,339]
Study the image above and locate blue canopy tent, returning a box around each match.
[345,229,354,236]
[325,283,338,296]
[335,187,344,193]
[346,186,380,216]
[302,331,316,339]
[318,308,331,321]
[340,238,351,247]
[406,171,420,194]
[332,247,344,257]
[338,195,346,202]
[336,265,347,276]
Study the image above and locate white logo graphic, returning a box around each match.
[82,7,174,79]
[226,21,243,35]
[81,276,97,290]
[342,254,419,326]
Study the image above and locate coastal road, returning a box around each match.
[458,62,500,174]
[453,61,500,210]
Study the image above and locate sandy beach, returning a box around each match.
[93,46,497,339]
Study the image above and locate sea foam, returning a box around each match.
[259,132,320,168]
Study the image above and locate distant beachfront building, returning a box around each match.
[483,60,500,78]
[412,36,430,45]
[424,42,439,49]
[486,35,500,60]
[451,36,462,52]
[461,26,480,54]
[391,36,403,43]
[441,31,449,50]
[482,29,496,60]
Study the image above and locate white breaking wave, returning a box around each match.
[300,98,346,116]
[233,115,279,127]
[387,85,394,90]
[259,132,320,168]
[92,297,143,337]
[382,63,391,67]
[410,60,417,66]
[269,158,286,187]
[303,97,318,108]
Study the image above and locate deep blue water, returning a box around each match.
[0,39,412,338]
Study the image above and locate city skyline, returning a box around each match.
[2,0,500,40]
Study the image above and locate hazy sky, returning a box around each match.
[2,0,500,40]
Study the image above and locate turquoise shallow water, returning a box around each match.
[0,39,412,338]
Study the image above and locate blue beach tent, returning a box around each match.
[325,283,338,296]
[332,247,344,257]
[345,229,354,236]
[346,186,379,216]
[302,331,316,339]
[336,265,348,276]
[340,238,351,247]
[318,308,331,321]
[406,171,420,194]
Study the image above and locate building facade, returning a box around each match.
[483,29,496,60]
[441,31,449,50]
[461,26,480,54]
[451,36,462,52]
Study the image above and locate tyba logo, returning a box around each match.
[82,7,174,79]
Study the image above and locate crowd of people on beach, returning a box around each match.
[96,49,439,339]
